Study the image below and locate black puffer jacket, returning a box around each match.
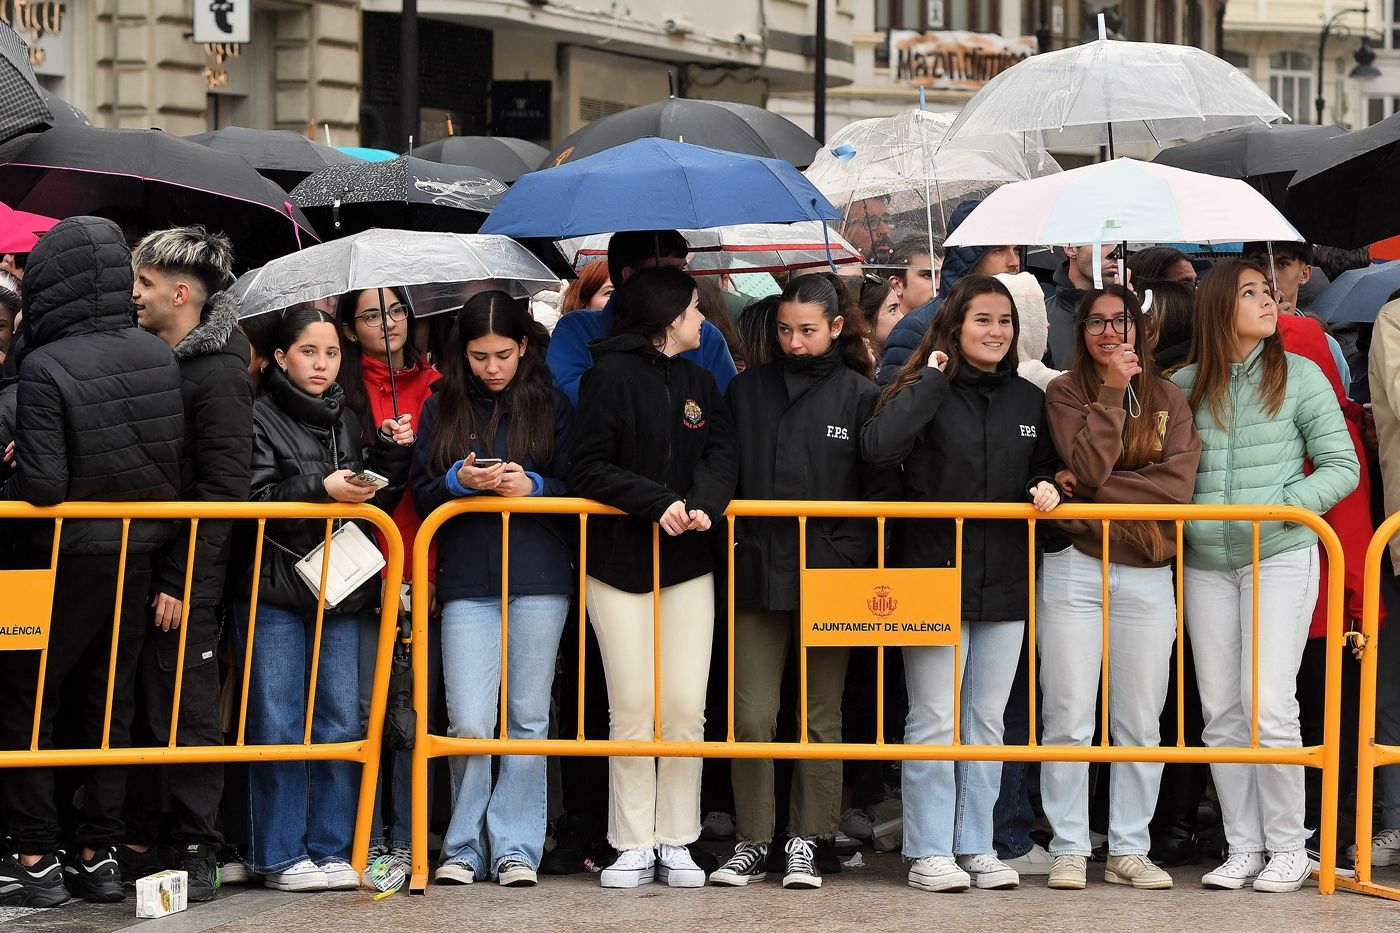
[152,290,255,608]
[569,333,739,593]
[2,216,183,555]
[861,356,1058,623]
[725,349,900,611]
[246,367,410,613]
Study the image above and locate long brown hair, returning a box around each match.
[426,291,556,475]
[876,274,1016,411]
[1070,286,1166,561]
[1186,258,1287,427]
[779,272,875,380]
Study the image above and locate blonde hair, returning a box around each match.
[131,225,234,298]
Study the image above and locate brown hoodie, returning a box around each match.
[1044,374,1202,567]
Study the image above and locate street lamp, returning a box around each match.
[1316,6,1380,125]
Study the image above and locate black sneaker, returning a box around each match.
[0,852,70,907]
[782,836,822,889]
[180,843,220,902]
[62,846,125,902]
[709,841,768,886]
[114,844,165,885]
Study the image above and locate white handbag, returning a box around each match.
[293,521,386,609]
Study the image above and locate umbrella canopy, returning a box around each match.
[481,138,841,241]
[411,136,549,183]
[805,109,1061,260]
[944,159,1301,250]
[290,156,507,237]
[1286,112,1400,249]
[336,146,398,162]
[945,37,1286,149]
[1312,262,1398,323]
[558,221,863,275]
[0,201,57,253]
[0,126,319,268]
[1152,124,1347,207]
[544,98,821,168]
[0,21,50,144]
[233,229,560,319]
[38,87,88,127]
[188,126,360,192]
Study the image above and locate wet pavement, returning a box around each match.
[4,850,1398,931]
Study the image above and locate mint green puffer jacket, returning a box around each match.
[1171,345,1359,572]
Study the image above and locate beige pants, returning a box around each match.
[585,573,714,850]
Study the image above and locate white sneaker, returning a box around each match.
[1002,843,1055,876]
[434,862,476,885]
[1253,850,1310,893]
[601,847,655,888]
[1201,852,1266,890]
[656,843,705,888]
[317,859,359,890]
[1347,828,1400,867]
[956,854,1020,889]
[701,812,736,840]
[264,859,328,892]
[840,808,875,841]
[908,855,970,893]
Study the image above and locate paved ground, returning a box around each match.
[4,851,1398,932]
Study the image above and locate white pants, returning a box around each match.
[585,573,714,850]
[1185,545,1318,855]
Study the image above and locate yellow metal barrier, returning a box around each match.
[1337,511,1400,901]
[409,498,1346,895]
[0,501,404,880]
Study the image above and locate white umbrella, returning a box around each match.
[558,221,864,275]
[945,21,1286,152]
[804,109,1061,258]
[233,228,561,320]
[944,159,1301,287]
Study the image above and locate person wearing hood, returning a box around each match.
[999,271,1063,392]
[412,291,573,889]
[0,216,184,907]
[710,274,899,891]
[568,266,739,890]
[121,226,253,901]
[1045,244,1120,370]
[877,199,1022,385]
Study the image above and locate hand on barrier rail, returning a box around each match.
[659,500,710,536]
[379,414,415,446]
[325,469,380,503]
[151,592,183,631]
[1029,480,1061,512]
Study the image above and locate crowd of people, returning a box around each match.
[0,203,1396,910]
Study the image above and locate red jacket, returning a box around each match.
[361,353,440,583]
[1276,315,1377,638]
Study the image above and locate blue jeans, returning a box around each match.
[234,602,364,873]
[439,595,568,875]
[902,619,1025,858]
[993,641,1035,860]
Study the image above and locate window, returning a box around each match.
[1391,0,1400,49]
[1269,52,1313,124]
[881,1,999,33]
[1367,95,1400,125]
[876,0,930,32]
[1221,49,1249,71]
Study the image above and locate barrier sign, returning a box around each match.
[801,568,960,647]
[0,568,54,650]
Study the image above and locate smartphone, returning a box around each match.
[399,582,412,614]
[473,458,503,468]
[349,469,389,489]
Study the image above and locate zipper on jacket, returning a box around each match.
[1223,365,1239,568]
[663,367,674,482]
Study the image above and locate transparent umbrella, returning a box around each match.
[557,222,863,275]
[945,31,1286,152]
[804,109,1061,262]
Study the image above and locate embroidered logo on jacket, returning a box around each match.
[1154,410,1169,451]
[682,399,705,429]
[826,425,850,440]
[1019,424,1036,437]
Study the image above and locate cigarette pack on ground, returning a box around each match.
[135,869,188,918]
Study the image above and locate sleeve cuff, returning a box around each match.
[444,461,480,497]
[525,471,544,496]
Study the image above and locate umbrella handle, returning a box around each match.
[817,199,838,273]
[378,286,401,418]
[284,201,303,250]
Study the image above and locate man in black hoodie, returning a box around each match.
[126,226,253,901]
[0,217,183,907]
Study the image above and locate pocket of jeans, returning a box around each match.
[1039,546,1074,604]
[155,637,219,672]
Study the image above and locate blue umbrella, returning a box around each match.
[1314,262,1398,324]
[336,145,399,162]
[480,138,841,239]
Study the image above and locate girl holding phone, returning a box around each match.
[861,274,1060,895]
[237,309,413,892]
[413,291,573,888]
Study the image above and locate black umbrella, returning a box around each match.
[38,87,89,127]
[410,136,549,183]
[0,21,50,144]
[544,97,821,169]
[0,126,319,268]
[290,156,507,237]
[1286,113,1400,248]
[188,126,359,192]
[1153,123,1346,207]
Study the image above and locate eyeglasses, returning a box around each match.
[1085,315,1132,336]
[355,303,410,327]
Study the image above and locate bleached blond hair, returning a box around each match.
[132,225,234,298]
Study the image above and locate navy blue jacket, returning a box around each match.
[412,379,575,601]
